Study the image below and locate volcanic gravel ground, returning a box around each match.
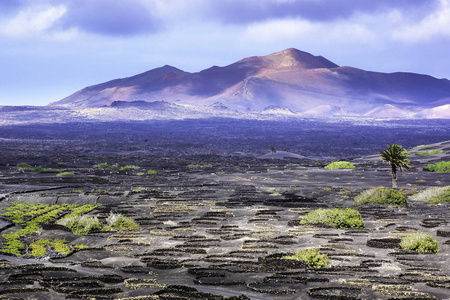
[0,143,449,299]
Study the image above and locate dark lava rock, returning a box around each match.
[258,253,307,271]
[141,257,182,269]
[366,238,401,249]
[307,286,363,300]
[420,218,447,228]
[437,229,450,237]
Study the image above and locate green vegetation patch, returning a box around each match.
[187,164,213,169]
[283,248,330,268]
[412,144,433,149]
[57,215,103,235]
[325,161,355,169]
[400,233,439,253]
[300,208,365,229]
[119,165,141,171]
[93,163,119,170]
[29,239,71,257]
[416,149,443,155]
[424,161,450,172]
[72,244,89,250]
[57,212,139,234]
[57,172,74,176]
[354,188,407,206]
[32,166,62,173]
[410,186,450,203]
[15,162,33,169]
[0,202,99,256]
[105,213,139,231]
[138,170,157,175]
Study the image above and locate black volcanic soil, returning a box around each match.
[0,118,449,160]
[0,119,449,299]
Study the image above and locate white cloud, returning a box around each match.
[392,0,450,42]
[1,5,67,38]
[242,17,376,45]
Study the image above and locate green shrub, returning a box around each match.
[147,169,157,175]
[29,239,49,257]
[32,166,62,173]
[424,161,450,172]
[0,202,99,256]
[416,149,443,155]
[283,248,329,268]
[57,172,74,176]
[400,233,439,253]
[15,162,32,169]
[325,161,355,169]
[413,144,431,149]
[73,244,89,250]
[2,238,25,256]
[93,163,119,170]
[51,239,71,255]
[29,239,71,257]
[119,165,141,171]
[57,215,103,235]
[187,164,213,169]
[300,208,365,229]
[354,188,407,206]
[105,213,139,231]
[410,186,450,203]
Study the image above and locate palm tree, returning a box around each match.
[379,144,411,188]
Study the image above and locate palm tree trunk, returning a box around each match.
[391,165,397,188]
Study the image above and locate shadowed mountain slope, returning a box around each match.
[50,48,450,118]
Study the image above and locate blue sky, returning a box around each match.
[1,0,450,106]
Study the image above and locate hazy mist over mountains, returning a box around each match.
[50,48,450,119]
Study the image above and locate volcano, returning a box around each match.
[50,48,450,118]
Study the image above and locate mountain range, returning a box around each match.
[50,48,450,118]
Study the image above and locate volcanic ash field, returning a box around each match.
[0,141,449,300]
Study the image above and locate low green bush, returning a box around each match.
[93,163,119,170]
[424,161,450,172]
[409,186,450,203]
[413,144,432,149]
[73,244,89,250]
[354,188,407,206]
[32,166,62,173]
[57,212,139,234]
[57,172,74,176]
[119,165,141,171]
[187,164,213,169]
[57,215,103,235]
[283,248,329,268]
[0,202,98,256]
[416,149,443,155]
[15,162,32,169]
[325,161,355,169]
[29,239,48,257]
[300,208,365,229]
[147,169,157,175]
[400,233,439,253]
[29,239,71,257]
[105,213,139,231]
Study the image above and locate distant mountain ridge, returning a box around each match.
[50,48,450,118]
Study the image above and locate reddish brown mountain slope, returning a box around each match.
[49,48,450,118]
